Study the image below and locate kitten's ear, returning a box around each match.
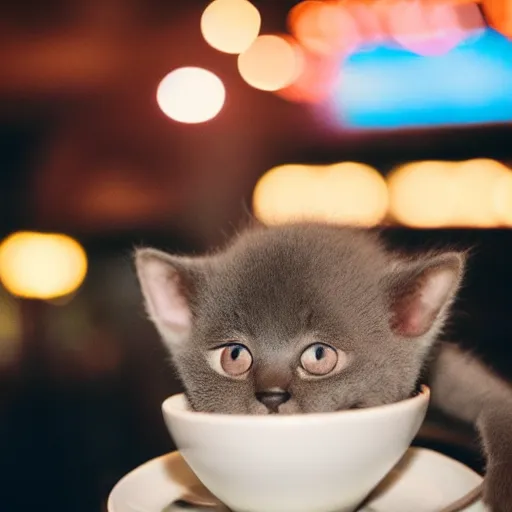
[385,252,465,339]
[134,248,206,348]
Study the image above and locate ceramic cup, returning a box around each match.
[162,386,430,512]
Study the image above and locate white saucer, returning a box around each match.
[108,447,487,512]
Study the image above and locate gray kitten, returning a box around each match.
[135,223,512,512]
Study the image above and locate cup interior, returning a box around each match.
[162,384,430,423]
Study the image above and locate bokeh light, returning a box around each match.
[346,0,387,45]
[253,162,388,226]
[483,0,512,38]
[493,170,512,227]
[157,67,225,123]
[0,232,88,300]
[0,289,22,369]
[454,158,508,227]
[388,161,458,228]
[201,0,261,54]
[387,0,472,56]
[288,0,361,56]
[320,162,389,225]
[253,164,318,224]
[277,51,339,104]
[388,159,512,228]
[336,28,512,130]
[456,1,487,34]
[237,35,304,91]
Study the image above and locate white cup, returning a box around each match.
[162,386,430,512]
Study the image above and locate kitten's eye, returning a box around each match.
[209,344,253,378]
[300,343,338,376]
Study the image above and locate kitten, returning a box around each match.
[135,222,512,512]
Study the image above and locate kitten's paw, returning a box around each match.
[483,464,512,512]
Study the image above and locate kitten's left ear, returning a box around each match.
[385,252,465,339]
[134,248,206,349]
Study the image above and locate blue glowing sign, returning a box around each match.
[333,29,512,129]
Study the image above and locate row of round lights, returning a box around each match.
[1,163,508,299]
[0,232,88,300]
[201,0,487,101]
[156,0,510,123]
[253,159,512,228]
[202,0,488,95]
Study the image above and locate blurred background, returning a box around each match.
[1,0,512,510]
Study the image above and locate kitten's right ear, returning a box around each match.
[134,248,205,349]
[385,252,465,340]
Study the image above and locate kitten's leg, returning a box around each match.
[429,342,512,512]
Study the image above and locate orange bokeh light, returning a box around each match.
[238,35,304,91]
[345,0,387,45]
[483,0,512,38]
[276,50,339,104]
[0,232,88,299]
[288,0,361,56]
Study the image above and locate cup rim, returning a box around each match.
[162,385,430,426]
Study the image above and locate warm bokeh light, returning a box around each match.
[237,35,304,91]
[456,1,487,33]
[483,0,512,38]
[388,159,512,228]
[388,161,458,228]
[493,170,512,227]
[256,159,512,229]
[320,162,389,225]
[345,0,387,45]
[201,0,261,54]
[454,158,509,227]
[288,0,361,56]
[0,290,22,369]
[157,67,225,123]
[0,232,88,300]
[253,162,388,226]
[253,164,318,224]
[387,0,473,56]
[277,52,339,104]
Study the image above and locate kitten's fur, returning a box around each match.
[135,223,512,511]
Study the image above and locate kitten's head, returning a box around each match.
[135,224,464,414]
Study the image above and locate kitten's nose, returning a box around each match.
[255,390,291,412]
